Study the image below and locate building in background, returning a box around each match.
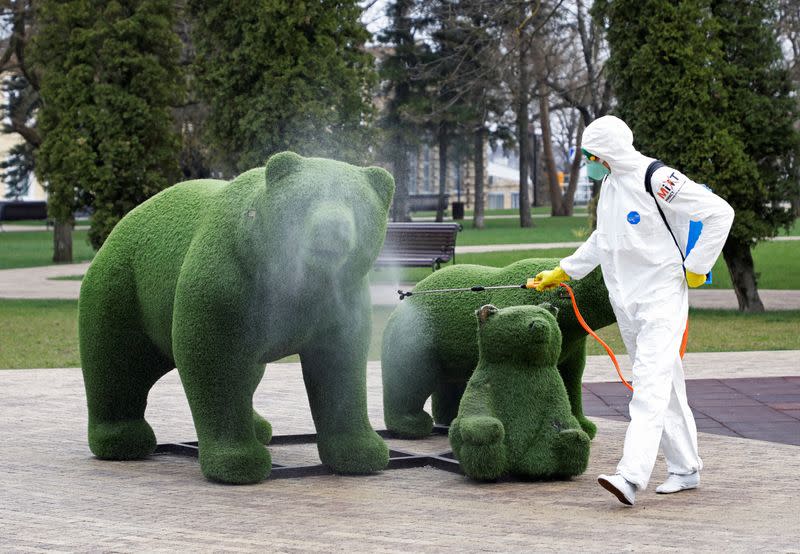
[0,132,44,201]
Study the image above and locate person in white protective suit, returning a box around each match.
[533,115,734,506]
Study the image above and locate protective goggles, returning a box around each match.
[581,148,599,162]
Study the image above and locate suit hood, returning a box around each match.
[582,115,650,173]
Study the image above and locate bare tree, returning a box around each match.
[538,0,611,218]
[0,0,40,148]
[777,0,800,217]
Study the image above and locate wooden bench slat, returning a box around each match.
[375,222,460,271]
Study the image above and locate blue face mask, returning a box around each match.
[586,160,610,180]
[582,148,610,179]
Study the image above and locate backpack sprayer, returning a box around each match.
[397,279,638,391]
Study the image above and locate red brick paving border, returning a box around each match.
[583,377,800,446]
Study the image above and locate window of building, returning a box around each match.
[510,192,520,209]
[408,150,418,194]
[489,192,505,210]
[423,145,431,192]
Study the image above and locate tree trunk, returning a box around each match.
[517,30,532,228]
[539,91,563,216]
[529,128,543,206]
[561,117,585,217]
[390,141,411,222]
[52,219,73,263]
[722,238,765,312]
[588,178,602,230]
[473,126,485,229]
[436,123,448,223]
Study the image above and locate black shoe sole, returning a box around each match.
[598,476,634,506]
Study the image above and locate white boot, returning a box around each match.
[656,471,700,494]
[598,473,636,506]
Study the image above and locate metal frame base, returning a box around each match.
[154,425,462,479]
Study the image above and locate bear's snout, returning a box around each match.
[306,204,356,261]
[528,318,547,336]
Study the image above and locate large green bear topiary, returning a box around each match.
[79,151,394,484]
[382,259,615,439]
[449,304,591,481]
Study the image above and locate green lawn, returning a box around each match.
[412,206,587,218]
[452,213,799,246]
[0,299,82,368]
[1,299,797,369]
[456,215,591,245]
[703,241,799,289]
[371,240,800,290]
[588,309,800,355]
[1,219,50,227]
[1,214,795,272]
[780,218,800,236]
[0,230,95,270]
[48,275,85,281]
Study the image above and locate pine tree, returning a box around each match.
[711,0,798,310]
[595,0,798,311]
[188,0,377,174]
[32,0,183,256]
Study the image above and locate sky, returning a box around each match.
[360,0,389,40]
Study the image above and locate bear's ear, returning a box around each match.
[537,302,559,317]
[265,151,304,183]
[363,166,395,209]
[476,304,499,324]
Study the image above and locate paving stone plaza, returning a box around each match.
[1,242,799,551]
[2,354,799,551]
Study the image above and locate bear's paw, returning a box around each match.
[318,430,389,474]
[89,419,156,460]
[199,441,272,484]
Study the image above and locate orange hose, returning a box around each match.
[558,283,634,392]
[558,282,689,392]
[680,319,689,359]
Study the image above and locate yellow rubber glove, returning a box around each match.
[530,266,571,291]
[686,270,707,288]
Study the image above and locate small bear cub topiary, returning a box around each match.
[449,303,591,481]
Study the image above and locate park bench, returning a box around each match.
[0,200,49,230]
[375,221,461,271]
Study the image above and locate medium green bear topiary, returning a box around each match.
[382,259,615,439]
[449,304,591,481]
[79,151,394,484]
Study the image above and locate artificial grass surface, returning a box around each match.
[449,304,590,480]
[2,300,797,369]
[0,230,95,269]
[76,153,395,482]
[381,262,611,438]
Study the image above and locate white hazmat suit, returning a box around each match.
[560,116,734,490]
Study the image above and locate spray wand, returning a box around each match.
[397,279,539,300]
